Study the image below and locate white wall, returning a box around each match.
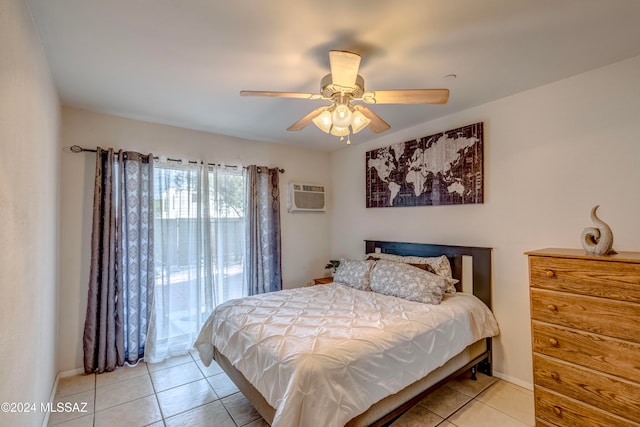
[329,55,640,388]
[57,107,331,372]
[0,0,61,425]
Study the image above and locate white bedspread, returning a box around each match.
[195,283,499,427]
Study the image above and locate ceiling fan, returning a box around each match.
[240,50,450,143]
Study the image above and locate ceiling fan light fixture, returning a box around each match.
[330,125,350,137]
[242,50,449,142]
[350,110,371,134]
[331,104,352,128]
[312,110,332,133]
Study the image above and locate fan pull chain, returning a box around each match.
[339,134,352,144]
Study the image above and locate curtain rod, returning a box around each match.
[66,145,285,173]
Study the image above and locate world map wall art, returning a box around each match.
[366,122,484,208]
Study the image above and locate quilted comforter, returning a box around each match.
[195,283,499,427]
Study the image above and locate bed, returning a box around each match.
[195,241,499,426]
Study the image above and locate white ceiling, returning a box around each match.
[27,0,640,151]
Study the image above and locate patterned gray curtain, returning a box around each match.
[245,165,282,295]
[83,148,154,373]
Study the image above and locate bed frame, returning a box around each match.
[361,241,493,426]
[213,241,494,426]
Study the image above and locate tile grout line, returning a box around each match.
[441,379,532,427]
[150,352,221,426]
[174,367,245,426]
[470,398,532,427]
[145,361,167,426]
[474,399,534,427]
[441,378,496,426]
[92,363,159,426]
[220,391,244,427]
[471,381,534,426]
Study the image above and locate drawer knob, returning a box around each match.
[553,406,562,416]
[549,338,559,347]
[546,270,556,278]
[547,304,558,312]
[551,372,560,380]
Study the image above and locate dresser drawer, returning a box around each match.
[530,288,640,343]
[532,321,640,383]
[533,354,640,423]
[529,255,640,303]
[534,386,637,427]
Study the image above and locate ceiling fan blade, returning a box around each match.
[240,90,323,100]
[287,106,330,131]
[329,50,361,88]
[353,105,391,134]
[363,89,450,104]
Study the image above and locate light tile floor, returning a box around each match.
[49,352,534,427]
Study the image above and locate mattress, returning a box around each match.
[195,283,499,427]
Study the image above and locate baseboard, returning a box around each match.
[58,367,85,378]
[493,370,533,391]
[42,374,58,427]
[42,368,85,427]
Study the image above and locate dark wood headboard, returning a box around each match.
[365,240,493,309]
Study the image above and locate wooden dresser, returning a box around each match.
[526,248,640,427]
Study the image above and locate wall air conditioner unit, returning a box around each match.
[288,183,326,213]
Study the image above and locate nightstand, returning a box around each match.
[313,277,333,285]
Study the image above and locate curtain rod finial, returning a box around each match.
[64,145,84,153]
[66,145,96,153]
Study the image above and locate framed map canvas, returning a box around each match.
[366,122,483,208]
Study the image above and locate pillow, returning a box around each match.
[366,256,437,274]
[370,260,447,304]
[365,252,404,263]
[365,253,459,294]
[333,259,375,291]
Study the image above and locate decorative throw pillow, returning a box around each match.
[365,253,458,294]
[402,255,458,294]
[369,260,447,304]
[366,256,437,275]
[365,252,405,263]
[333,259,375,291]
